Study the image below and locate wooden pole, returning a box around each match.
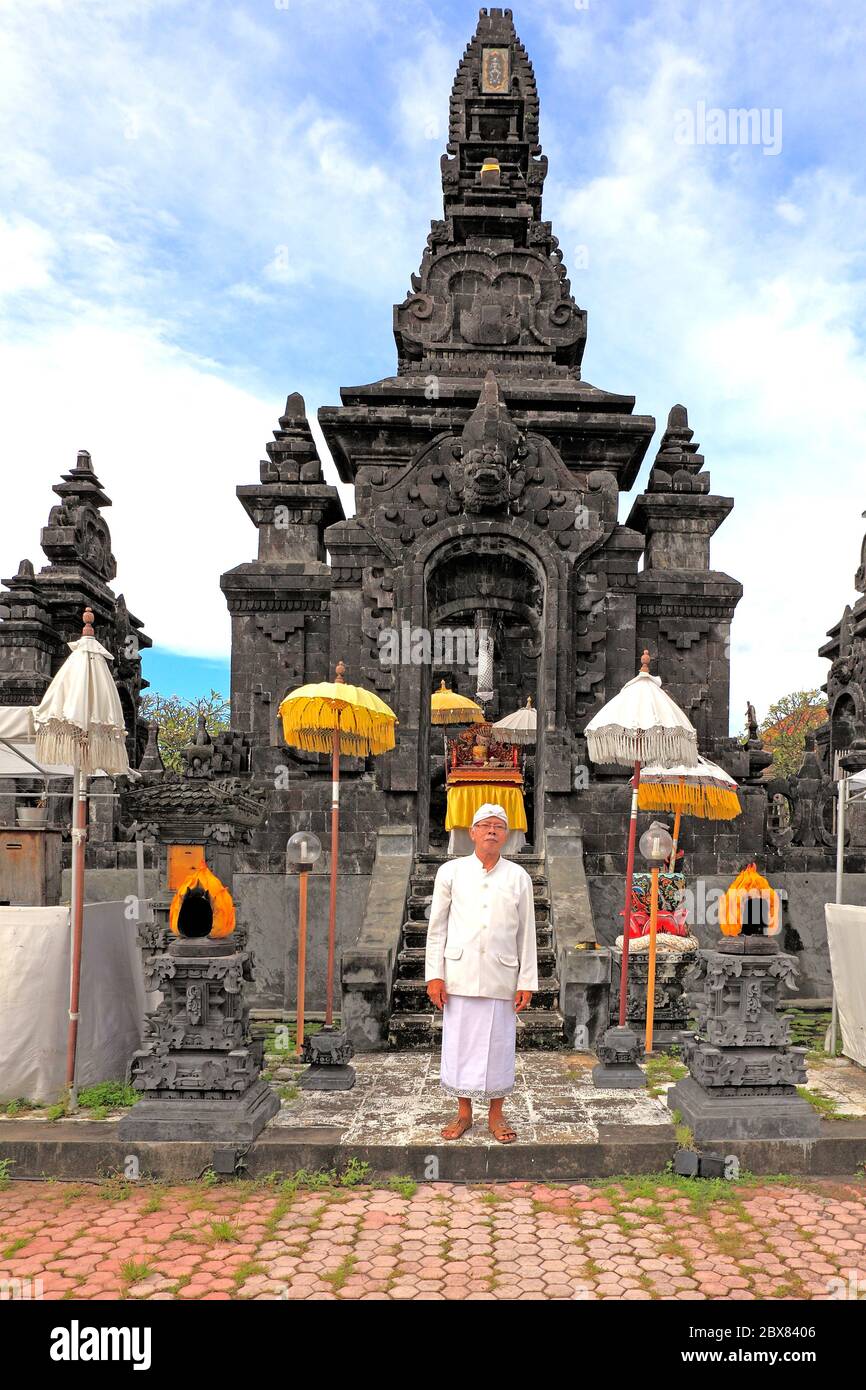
[669,805,682,872]
[619,755,641,1026]
[66,607,95,1111]
[325,660,346,1029]
[645,864,660,1054]
[296,868,309,1056]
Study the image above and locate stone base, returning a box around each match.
[118,1080,279,1144]
[667,1076,823,1141]
[592,1061,647,1089]
[299,1064,356,1092]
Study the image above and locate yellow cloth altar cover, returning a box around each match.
[445,783,528,833]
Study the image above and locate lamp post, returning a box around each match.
[638,820,674,1056]
[286,831,322,1059]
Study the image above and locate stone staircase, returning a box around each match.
[388,851,565,1050]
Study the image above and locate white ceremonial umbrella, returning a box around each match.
[32,607,130,1108]
[491,696,537,745]
[584,650,698,1031]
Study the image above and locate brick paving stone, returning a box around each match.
[0,1176,863,1301]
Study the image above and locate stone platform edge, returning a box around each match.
[1,1118,864,1183]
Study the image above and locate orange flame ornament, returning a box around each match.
[169,863,236,940]
[718,863,780,936]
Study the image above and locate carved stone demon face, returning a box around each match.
[450,443,526,513]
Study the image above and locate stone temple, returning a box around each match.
[1,8,862,1051]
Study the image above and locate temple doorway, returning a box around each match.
[419,541,545,855]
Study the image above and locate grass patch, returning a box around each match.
[0,1158,14,1189]
[796,1087,842,1119]
[45,1102,67,1122]
[263,1020,323,1057]
[97,1175,136,1202]
[2,1237,28,1258]
[674,1123,695,1151]
[119,1259,154,1297]
[77,1081,139,1115]
[233,1260,267,1288]
[208,1219,241,1243]
[4,1098,41,1117]
[322,1253,357,1293]
[384,1175,417,1199]
[277,1085,299,1102]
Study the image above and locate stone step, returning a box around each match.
[391,977,561,1014]
[387,1009,566,1051]
[396,944,557,981]
[408,867,544,889]
[406,894,549,923]
[402,920,554,950]
[415,854,545,870]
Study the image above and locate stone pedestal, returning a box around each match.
[667,936,821,1140]
[120,935,279,1143]
[592,1025,646,1089]
[609,944,697,1052]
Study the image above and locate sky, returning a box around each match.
[1,0,864,733]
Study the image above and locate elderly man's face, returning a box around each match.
[470,817,508,851]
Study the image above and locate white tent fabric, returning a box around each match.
[849,768,866,792]
[0,902,146,1103]
[824,903,866,1068]
[584,668,699,768]
[0,707,35,740]
[33,636,129,776]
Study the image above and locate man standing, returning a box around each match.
[425,803,537,1143]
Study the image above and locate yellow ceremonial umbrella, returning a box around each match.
[279,661,397,1026]
[431,680,485,726]
[636,755,741,869]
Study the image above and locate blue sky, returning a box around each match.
[1,0,865,726]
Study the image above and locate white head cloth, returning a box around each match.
[471,802,509,828]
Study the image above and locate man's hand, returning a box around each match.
[515,991,533,1013]
[427,978,447,1010]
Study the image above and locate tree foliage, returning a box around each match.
[757,689,828,779]
[139,689,231,773]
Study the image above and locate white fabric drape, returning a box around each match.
[824,903,866,1068]
[0,902,146,1103]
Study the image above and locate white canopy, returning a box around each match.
[491,698,537,745]
[639,754,738,788]
[585,667,699,768]
[33,636,129,776]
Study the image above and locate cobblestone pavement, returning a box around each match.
[1,1177,865,1301]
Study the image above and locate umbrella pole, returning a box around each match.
[326,721,340,1028]
[618,758,641,1027]
[668,807,682,872]
[66,765,88,1110]
[645,865,660,1054]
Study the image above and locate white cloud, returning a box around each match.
[0,217,55,297]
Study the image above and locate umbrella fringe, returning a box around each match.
[637,781,742,819]
[586,725,698,767]
[35,719,129,775]
[280,720,396,757]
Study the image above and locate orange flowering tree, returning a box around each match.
[756,689,828,779]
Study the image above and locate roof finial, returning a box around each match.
[82,607,95,637]
[640,648,651,674]
[334,660,346,684]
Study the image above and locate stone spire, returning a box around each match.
[393,7,586,377]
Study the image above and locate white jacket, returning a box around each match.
[424,852,538,1000]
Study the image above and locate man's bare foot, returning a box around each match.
[488,1119,516,1143]
[441,1113,473,1140]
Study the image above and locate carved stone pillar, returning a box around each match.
[667,936,821,1139]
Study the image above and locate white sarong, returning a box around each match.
[440,994,516,1102]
